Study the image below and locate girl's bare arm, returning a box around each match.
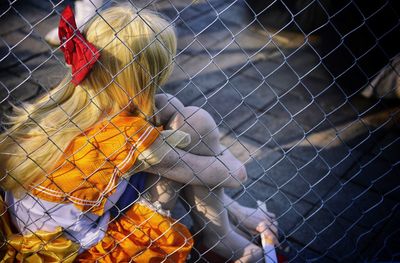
[144,138,247,188]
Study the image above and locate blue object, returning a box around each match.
[110,172,147,218]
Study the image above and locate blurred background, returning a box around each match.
[1,0,399,261]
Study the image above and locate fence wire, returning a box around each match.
[0,0,399,262]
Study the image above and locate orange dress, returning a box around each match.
[2,113,193,262]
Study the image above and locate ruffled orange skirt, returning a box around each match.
[1,199,192,262]
[77,203,193,263]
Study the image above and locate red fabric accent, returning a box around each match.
[278,253,288,263]
[58,5,100,85]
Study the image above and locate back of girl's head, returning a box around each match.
[83,5,177,116]
[0,6,176,193]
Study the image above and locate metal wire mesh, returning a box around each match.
[0,0,399,262]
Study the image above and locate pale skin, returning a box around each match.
[143,94,279,262]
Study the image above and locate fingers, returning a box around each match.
[256,218,279,246]
[256,220,278,236]
[256,205,276,218]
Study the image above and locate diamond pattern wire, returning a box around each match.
[0,0,399,262]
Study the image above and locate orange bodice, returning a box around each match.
[31,113,161,216]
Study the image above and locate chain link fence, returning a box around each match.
[0,0,399,262]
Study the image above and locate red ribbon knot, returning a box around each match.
[58,5,100,85]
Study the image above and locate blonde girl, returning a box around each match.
[0,5,277,262]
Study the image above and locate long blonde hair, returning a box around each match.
[0,5,177,194]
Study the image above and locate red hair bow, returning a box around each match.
[58,5,100,85]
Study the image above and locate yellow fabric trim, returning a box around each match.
[0,197,79,262]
